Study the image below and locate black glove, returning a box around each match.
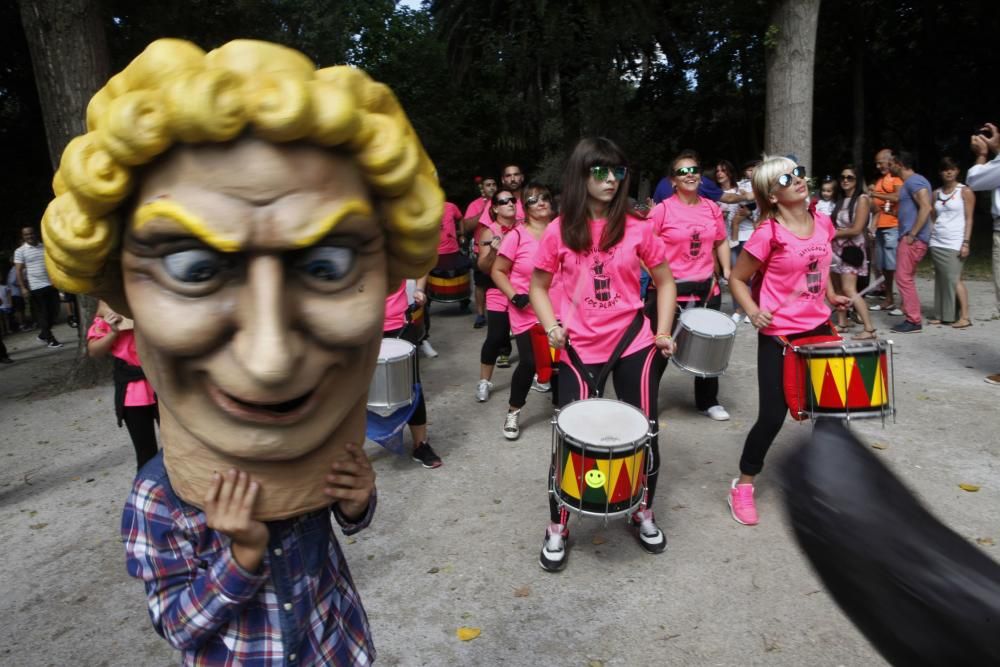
[510,293,530,309]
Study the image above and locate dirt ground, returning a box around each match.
[1,275,998,666]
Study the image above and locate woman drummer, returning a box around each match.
[491,182,562,440]
[728,155,851,526]
[383,278,443,469]
[647,150,732,421]
[475,189,519,402]
[530,137,678,571]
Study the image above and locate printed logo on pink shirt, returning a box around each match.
[805,256,822,296]
[584,248,622,309]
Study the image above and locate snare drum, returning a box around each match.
[671,308,737,377]
[427,266,472,303]
[786,337,894,421]
[368,338,417,416]
[552,399,650,519]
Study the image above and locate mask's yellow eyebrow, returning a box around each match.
[132,199,376,252]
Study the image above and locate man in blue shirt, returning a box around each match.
[888,151,933,333]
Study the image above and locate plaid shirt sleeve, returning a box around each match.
[122,474,269,651]
[331,490,377,536]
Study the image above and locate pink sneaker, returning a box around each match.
[728,478,759,525]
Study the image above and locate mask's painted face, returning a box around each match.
[121,138,387,516]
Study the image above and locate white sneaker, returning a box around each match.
[475,379,493,402]
[730,313,743,324]
[701,405,731,421]
[419,340,439,358]
[503,409,521,440]
[530,376,551,393]
[539,523,569,572]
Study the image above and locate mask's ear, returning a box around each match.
[90,260,132,319]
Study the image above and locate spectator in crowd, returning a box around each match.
[830,165,876,339]
[815,175,837,216]
[868,149,904,315]
[14,226,63,348]
[928,157,975,328]
[5,256,28,331]
[968,122,1000,384]
[888,152,933,334]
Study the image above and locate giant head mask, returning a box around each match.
[42,39,442,519]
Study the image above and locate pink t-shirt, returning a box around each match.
[534,216,667,364]
[87,318,156,406]
[437,202,462,255]
[478,198,525,227]
[480,217,518,313]
[464,197,489,222]
[649,195,726,301]
[743,214,836,336]
[383,281,409,332]
[498,225,564,335]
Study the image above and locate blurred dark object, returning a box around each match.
[781,419,1000,666]
[840,245,864,268]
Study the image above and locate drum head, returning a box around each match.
[379,338,416,360]
[679,308,737,336]
[557,399,648,448]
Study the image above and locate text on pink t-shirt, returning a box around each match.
[743,213,835,336]
[650,195,726,301]
[534,216,667,364]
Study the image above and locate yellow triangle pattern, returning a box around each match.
[870,362,885,406]
[609,457,625,496]
[560,454,579,499]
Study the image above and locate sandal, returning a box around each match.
[835,323,854,333]
[952,319,972,329]
[853,328,877,340]
[927,319,943,325]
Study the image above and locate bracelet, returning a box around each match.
[655,333,672,341]
[546,324,561,335]
[962,240,970,244]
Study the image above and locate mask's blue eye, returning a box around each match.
[163,249,227,283]
[298,246,355,281]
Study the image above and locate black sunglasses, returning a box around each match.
[839,174,857,181]
[495,197,516,206]
[589,165,627,182]
[776,165,807,188]
[674,166,701,177]
[525,194,551,206]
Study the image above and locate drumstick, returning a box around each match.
[851,276,886,305]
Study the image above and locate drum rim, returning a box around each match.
[793,340,888,355]
[678,307,738,336]
[557,430,649,454]
[669,354,727,378]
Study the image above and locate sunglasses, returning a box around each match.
[589,165,627,182]
[839,174,857,181]
[775,165,807,188]
[674,166,701,177]
[495,197,516,206]
[525,194,551,206]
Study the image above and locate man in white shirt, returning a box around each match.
[14,226,63,348]
[968,122,1000,384]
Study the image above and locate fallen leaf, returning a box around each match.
[588,660,605,667]
[85,478,95,483]
[29,523,48,530]
[345,538,356,545]
[959,483,981,492]
[513,586,530,597]
[976,537,995,546]
[456,627,480,641]
[427,567,440,574]
[871,442,888,450]
[592,535,606,545]
[70,476,81,481]
[460,611,473,619]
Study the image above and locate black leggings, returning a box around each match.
[384,327,427,426]
[739,322,835,475]
[549,345,667,523]
[647,289,722,411]
[123,405,159,471]
[509,330,536,408]
[480,309,511,364]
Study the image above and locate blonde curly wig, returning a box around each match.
[42,38,443,295]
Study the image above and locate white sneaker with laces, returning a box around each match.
[702,405,731,421]
[475,379,493,402]
[503,409,521,440]
[631,509,666,553]
[539,523,568,572]
[530,376,551,393]
[419,339,439,358]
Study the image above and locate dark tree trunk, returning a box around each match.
[850,15,865,170]
[18,0,113,389]
[764,0,822,174]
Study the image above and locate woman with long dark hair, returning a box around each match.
[728,155,851,526]
[830,165,876,338]
[530,137,678,571]
[475,190,519,401]
[928,157,975,328]
[491,182,561,440]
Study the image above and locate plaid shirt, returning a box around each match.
[122,453,376,666]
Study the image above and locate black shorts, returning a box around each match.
[473,269,494,289]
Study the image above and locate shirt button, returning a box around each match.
[273,548,283,556]
[289,654,297,662]
[283,602,293,611]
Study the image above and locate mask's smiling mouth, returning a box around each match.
[207,382,317,424]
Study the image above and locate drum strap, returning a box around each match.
[564,310,645,397]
